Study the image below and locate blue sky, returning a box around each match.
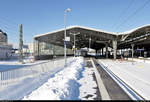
[0,0,150,45]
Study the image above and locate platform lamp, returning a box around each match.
[64,8,71,66]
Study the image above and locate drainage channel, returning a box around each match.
[93,58,132,100]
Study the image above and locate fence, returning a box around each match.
[0,57,75,91]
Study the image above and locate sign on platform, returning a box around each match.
[65,37,70,41]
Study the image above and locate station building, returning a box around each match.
[34,24,150,60]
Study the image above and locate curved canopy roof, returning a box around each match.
[118,24,150,49]
[34,24,150,50]
[119,24,150,35]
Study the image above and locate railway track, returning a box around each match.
[92,58,145,100]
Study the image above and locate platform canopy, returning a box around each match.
[117,24,150,49]
[34,24,150,50]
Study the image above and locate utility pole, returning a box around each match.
[19,24,23,63]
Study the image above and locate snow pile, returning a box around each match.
[0,57,75,100]
[78,67,97,100]
[0,56,99,100]
[23,57,99,100]
[23,57,84,100]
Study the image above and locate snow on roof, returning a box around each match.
[34,24,150,38]
[119,24,150,35]
[70,25,117,35]
[34,25,117,38]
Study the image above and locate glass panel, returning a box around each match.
[34,40,73,56]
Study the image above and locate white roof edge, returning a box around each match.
[34,24,150,38]
[34,25,81,38]
[119,24,150,35]
[73,25,117,35]
[34,25,117,38]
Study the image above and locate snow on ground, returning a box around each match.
[99,59,150,100]
[23,57,98,100]
[0,57,75,100]
[0,56,49,72]
[128,58,150,63]
[78,67,97,100]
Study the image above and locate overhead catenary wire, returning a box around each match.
[0,23,17,32]
[0,21,18,32]
[111,0,135,30]
[114,0,150,31]
[0,15,19,33]
[0,16,19,27]
[0,16,19,41]
[0,26,18,36]
[0,24,19,42]
[0,25,18,37]
[0,19,18,29]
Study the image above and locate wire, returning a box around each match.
[0,19,18,29]
[0,24,18,35]
[0,16,18,26]
[111,0,135,30]
[0,15,19,36]
[0,18,18,32]
[114,0,150,31]
[0,17,19,40]
[0,22,19,42]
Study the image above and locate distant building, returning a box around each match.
[28,43,34,54]
[15,43,34,56]
[0,29,12,60]
[0,30,7,44]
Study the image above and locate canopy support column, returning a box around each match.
[105,43,108,58]
[102,48,104,56]
[113,40,117,60]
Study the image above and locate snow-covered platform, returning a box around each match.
[0,57,102,100]
[98,59,150,100]
[22,57,102,100]
[2,56,146,100]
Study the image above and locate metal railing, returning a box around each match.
[0,57,75,91]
